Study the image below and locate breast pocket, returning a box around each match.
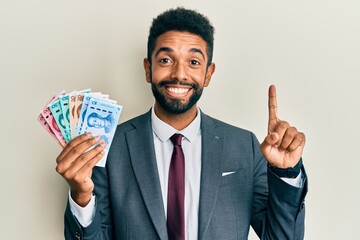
[220,168,247,186]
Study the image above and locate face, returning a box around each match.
[89,116,105,128]
[144,31,215,115]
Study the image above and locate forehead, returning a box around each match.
[154,31,207,56]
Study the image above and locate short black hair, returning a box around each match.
[147,7,215,66]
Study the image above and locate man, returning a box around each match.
[56,7,307,240]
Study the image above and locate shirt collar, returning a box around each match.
[151,107,201,143]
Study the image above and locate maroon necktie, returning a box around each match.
[167,134,185,240]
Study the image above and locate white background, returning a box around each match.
[1,0,359,239]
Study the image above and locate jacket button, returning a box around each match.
[74,232,81,240]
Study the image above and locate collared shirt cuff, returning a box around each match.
[280,170,304,188]
[68,190,96,227]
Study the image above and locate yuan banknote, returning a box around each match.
[73,89,92,134]
[37,95,65,147]
[49,99,71,143]
[37,114,64,147]
[41,105,66,147]
[69,92,77,138]
[59,93,73,140]
[77,93,115,136]
[70,89,90,138]
[79,97,122,167]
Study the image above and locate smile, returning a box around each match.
[166,87,191,94]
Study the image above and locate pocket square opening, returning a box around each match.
[222,171,236,176]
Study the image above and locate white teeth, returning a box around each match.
[167,87,189,94]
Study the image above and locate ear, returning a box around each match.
[143,58,151,83]
[204,63,216,87]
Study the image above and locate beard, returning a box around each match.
[151,79,204,115]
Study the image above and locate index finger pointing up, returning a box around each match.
[268,85,279,132]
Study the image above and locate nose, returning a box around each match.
[170,62,188,81]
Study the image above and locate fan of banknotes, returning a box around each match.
[37,89,123,167]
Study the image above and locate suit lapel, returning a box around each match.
[125,112,168,240]
[198,113,225,239]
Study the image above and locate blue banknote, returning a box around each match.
[76,93,116,136]
[79,97,122,167]
[76,93,98,136]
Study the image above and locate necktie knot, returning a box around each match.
[170,133,183,146]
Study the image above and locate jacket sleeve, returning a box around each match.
[250,133,308,240]
[64,166,113,240]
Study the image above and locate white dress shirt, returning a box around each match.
[69,108,303,238]
[152,108,202,240]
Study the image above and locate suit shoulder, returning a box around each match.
[115,111,150,133]
[202,113,257,141]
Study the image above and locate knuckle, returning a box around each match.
[280,142,287,149]
[86,160,95,168]
[90,137,99,145]
[269,105,277,111]
[71,148,79,156]
[302,134,306,142]
[297,133,306,143]
[78,154,87,162]
[288,145,296,151]
[95,144,104,152]
[55,165,63,174]
[79,133,87,140]
[63,171,72,180]
[67,140,76,149]
[286,131,295,139]
[276,121,287,130]
[281,121,289,127]
[290,126,297,133]
[93,151,104,162]
[73,174,82,183]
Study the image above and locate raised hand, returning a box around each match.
[259,85,306,168]
[56,133,106,206]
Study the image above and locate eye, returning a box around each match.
[159,58,172,64]
[190,59,200,65]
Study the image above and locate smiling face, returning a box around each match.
[144,31,215,116]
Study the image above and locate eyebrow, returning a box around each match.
[155,47,173,57]
[154,47,206,60]
[190,48,205,60]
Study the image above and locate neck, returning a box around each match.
[154,103,198,131]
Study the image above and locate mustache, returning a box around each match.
[157,80,198,90]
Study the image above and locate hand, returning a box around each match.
[56,133,106,206]
[260,85,306,168]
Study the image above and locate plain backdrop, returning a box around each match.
[1,0,359,239]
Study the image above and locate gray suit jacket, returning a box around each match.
[65,111,307,240]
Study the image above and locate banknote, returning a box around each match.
[41,105,66,147]
[69,92,77,138]
[59,93,73,139]
[49,99,71,142]
[79,97,122,167]
[40,93,67,147]
[37,114,65,147]
[37,95,65,147]
[70,90,91,138]
[73,89,92,134]
[76,93,116,136]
